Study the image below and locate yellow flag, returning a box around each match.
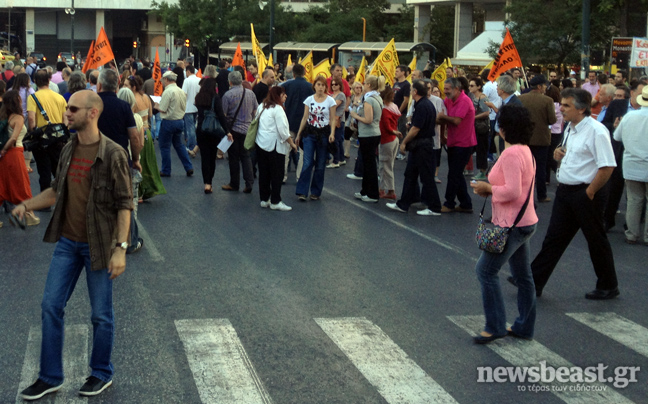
[268,53,273,68]
[479,59,495,75]
[407,56,417,83]
[287,54,293,66]
[312,58,331,80]
[250,23,267,80]
[356,56,366,84]
[432,58,450,98]
[301,51,313,82]
[342,66,348,79]
[298,56,302,64]
[368,38,399,86]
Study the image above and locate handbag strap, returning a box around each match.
[230,88,247,127]
[210,95,216,112]
[479,157,536,230]
[31,94,52,124]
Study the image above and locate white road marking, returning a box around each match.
[136,219,164,262]
[566,312,648,358]
[447,315,634,404]
[16,325,89,404]
[325,188,476,259]
[315,317,459,404]
[175,319,273,404]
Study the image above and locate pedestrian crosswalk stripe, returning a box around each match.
[315,317,460,404]
[448,315,634,404]
[136,220,164,262]
[174,319,273,404]
[566,312,648,358]
[16,325,89,404]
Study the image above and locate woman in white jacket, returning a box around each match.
[255,86,298,211]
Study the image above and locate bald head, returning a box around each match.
[66,90,104,133]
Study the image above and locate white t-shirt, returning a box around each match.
[182,74,201,114]
[304,95,336,128]
[613,106,648,182]
[558,116,616,185]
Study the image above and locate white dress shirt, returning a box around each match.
[255,104,291,155]
[182,74,201,114]
[483,80,501,120]
[613,106,648,182]
[557,116,616,185]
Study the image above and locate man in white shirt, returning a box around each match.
[480,69,501,160]
[182,65,201,157]
[520,88,619,300]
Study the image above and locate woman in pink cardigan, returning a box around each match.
[470,105,538,344]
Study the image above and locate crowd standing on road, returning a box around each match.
[2,51,648,399]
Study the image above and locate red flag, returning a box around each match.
[81,40,95,73]
[152,48,163,96]
[487,28,524,82]
[84,27,116,72]
[232,42,246,78]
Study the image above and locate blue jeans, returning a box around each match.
[333,121,345,163]
[476,224,537,338]
[159,119,193,175]
[151,112,162,140]
[183,112,197,150]
[40,237,114,385]
[296,133,328,197]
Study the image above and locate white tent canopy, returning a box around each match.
[451,21,505,66]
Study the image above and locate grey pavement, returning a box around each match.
[1,143,647,403]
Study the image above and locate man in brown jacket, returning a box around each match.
[519,75,557,203]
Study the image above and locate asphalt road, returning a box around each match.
[1,144,647,404]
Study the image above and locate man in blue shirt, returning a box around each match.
[282,64,313,182]
[97,69,143,253]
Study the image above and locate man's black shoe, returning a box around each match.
[585,287,620,300]
[127,238,144,254]
[20,379,63,401]
[186,169,194,177]
[79,376,113,396]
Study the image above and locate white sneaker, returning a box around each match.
[354,192,363,199]
[347,173,363,180]
[260,200,270,208]
[270,201,292,211]
[361,195,379,203]
[326,163,340,168]
[417,208,441,216]
[339,160,347,165]
[386,202,407,213]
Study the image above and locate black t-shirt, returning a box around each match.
[97,92,137,159]
[393,80,411,109]
[253,82,269,103]
[411,97,437,140]
[172,66,185,89]
[216,69,230,96]
[138,67,152,82]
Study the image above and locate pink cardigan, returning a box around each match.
[488,145,538,228]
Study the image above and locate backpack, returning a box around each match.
[27,63,38,82]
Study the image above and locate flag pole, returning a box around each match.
[521,66,529,88]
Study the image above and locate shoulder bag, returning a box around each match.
[228,88,247,130]
[201,95,226,140]
[23,94,70,152]
[475,160,535,254]
[244,107,265,150]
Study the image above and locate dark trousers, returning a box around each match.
[529,145,549,201]
[227,130,254,190]
[197,131,219,185]
[531,184,618,292]
[604,139,625,230]
[33,143,64,192]
[475,127,489,170]
[397,144,441,212]
[444,146,473,209]
[257,147,285,204]
[353,146,364,177]
[546,133,562,182]
[359,136,380,199]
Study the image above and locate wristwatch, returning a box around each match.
[116,241,128,250]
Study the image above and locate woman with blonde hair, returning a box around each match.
[349,75,384,202]
[378,86,401,199]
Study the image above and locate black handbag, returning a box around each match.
[23,94,70,152]
[201,96,226,140]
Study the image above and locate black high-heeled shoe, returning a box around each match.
[473,332,507,344]
[204,186,213,194]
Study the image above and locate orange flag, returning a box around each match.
[196,68,202,78]
[84,27,115,72]
[81,40,95,73]
[152,48,163,96]
[487,28,524,82]
[232,42,246,77]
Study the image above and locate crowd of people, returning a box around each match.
[1,51,647,399]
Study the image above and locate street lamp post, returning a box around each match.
[65,0,75,60]
[361,18,366,42]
